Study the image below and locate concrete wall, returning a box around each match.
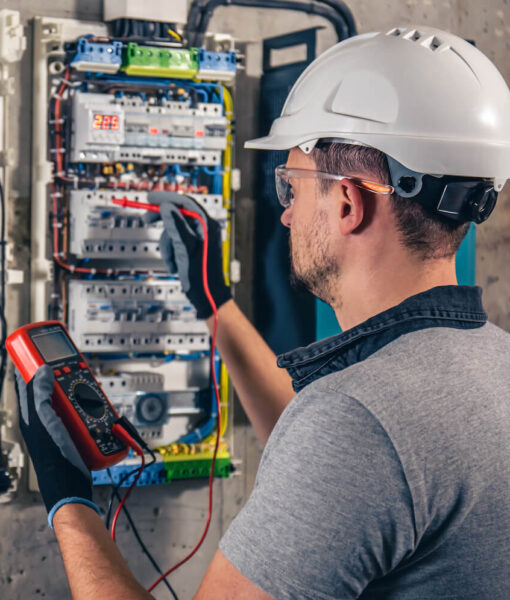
[0,1,508,598]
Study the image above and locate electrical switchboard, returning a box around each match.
[31,17,236,487]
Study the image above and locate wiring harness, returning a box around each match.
[187,0,356,46]
[108,198,222,594]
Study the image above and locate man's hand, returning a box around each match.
[146,191,294,443]
[146,191,232,319]
[17,367,153,599]
[15,365,100,527]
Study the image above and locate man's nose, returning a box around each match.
[280,206,292,228]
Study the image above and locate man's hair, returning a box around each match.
[310,142,470,260]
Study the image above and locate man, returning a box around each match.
[16,25,510,599]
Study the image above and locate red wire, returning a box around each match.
[110,425,146,542]
[51,185,170,275]
[50,73,179,276]
[149,214,220,592]
[52,76,222,563]
[51,69,121,275]
[111,198,222,592]
[53,69,69,177]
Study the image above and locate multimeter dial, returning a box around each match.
[68,378,109,424]
[6,321,129,468]
[57,373,124,457]
[72,383,106,419]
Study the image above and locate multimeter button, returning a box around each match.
[62,366,71,374]
[79,362,88,370]
[53,369,62,377]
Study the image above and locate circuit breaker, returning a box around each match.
[68,189,226,262]
[70,91,227,163]
[31,17,236,487]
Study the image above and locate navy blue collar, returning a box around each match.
[277,286,487,393]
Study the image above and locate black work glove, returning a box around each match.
[145,191,232,319]
[15,365,100,528]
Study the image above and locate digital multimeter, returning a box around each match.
[6,321,129,470]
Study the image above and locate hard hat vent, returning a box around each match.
[246,25,510,186]
[427,36,442,51]
[387,27,443,51]
[404,29,423,42]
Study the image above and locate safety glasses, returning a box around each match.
[275,165,395,208]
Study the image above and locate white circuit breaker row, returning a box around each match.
[89,355,212,442]
[95,372,209,441]
[98,376,207,428]
[69,189,227,263]
[71,91,228,163]
[68,278,210,353]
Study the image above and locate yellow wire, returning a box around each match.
[219,85,233,438]
[221,85,234,281]
[167,28,182,42]
[202,85,233,445]
[156,85,232,454]
[159,86,234,453]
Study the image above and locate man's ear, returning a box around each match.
[337,179,366,235]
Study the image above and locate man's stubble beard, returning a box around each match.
[288,209,341,306]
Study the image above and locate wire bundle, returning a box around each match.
[111,19,182,42]
[108,199,222,595]
[187,0,356,46]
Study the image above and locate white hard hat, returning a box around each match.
[246,26,510,194]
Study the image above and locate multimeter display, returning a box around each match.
[6,321,128,470]
[92,113,120,130]
[31,329,78,363]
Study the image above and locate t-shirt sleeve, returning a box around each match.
[219,385,416,600]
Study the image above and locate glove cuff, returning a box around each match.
[196,286,232,320]
[48,497,101,530]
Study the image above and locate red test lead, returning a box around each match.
[112,196,222,592]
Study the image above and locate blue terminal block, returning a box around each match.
[71,37,123,74]
[197,49,237,82]
[92,458,168,487]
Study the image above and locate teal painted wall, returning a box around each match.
[316,224,476,340]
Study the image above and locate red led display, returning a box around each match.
[92,113,120,131]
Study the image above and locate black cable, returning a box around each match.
[223,0,349,39]
[313,0,357,35]
[187,0,203,41]
[106,468,179,600]
[187,0,354,46]
[105,450,156,528]
[104,465,136,527]
[187,0,355,36]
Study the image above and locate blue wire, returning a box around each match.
[195,89,208,103]
[200,166,218,176]
[177,351,221,444]
[90,74,218,99]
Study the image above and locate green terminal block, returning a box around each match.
[122,43,199,78]
[163,450,232,482]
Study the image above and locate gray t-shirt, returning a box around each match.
[220,322,510,599]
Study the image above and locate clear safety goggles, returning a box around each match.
[275,165,395,209]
